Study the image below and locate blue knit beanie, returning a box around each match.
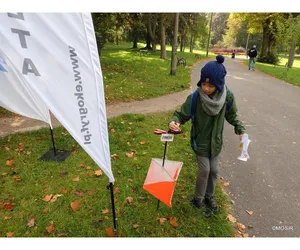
[197,55,227,93]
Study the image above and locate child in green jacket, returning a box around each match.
[169,55,245,213]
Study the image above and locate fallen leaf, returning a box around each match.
[104,216,109,220]
[157,217,167,224]
[243,233,249,237]
[227,214,237,223]
[46,221,54,233]
[223,181,230,187]
[50,194,63,203]
[94,169,103,176]
[88,189,95,196]
[111,153,119,160]
[61,132,68,136]
[27,151,32,155]
[169,217,179,228]
[126,197,133,204]
[102,208,110,214]
[4,216,12,220]
[113,187,120,194]
[246,210,254,215]
[3,203,14,210]
[27,217,35,228]
[192,218,197,223]
[110,129,116,134]
[126,152,134,158]
[71,200,81,211]
[42,194,53,202]
[237,222,246,231]
[59,188,68,194]
[13,176,22,181]
[6,159,14,166]
[133,224,139,229]
[79,164,85,168]
[117,170,121,174]
[73,176,80,182]
[73,190,85,197]
[7,232,15,237]
[43,207,49,213]
[139,140,146,145]
[105,228,115,237]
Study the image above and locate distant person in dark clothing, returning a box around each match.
[247,45,258,70]
[231,49,235,59]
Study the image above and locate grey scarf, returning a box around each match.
[198,87,227,116]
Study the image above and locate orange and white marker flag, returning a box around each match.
[143,158,183,207]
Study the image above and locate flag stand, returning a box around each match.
[107,182,117,232]
[157,141,168,210]
[39,126,71,162]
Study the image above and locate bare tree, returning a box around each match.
[170,13,179,76]
[160,14,167,59]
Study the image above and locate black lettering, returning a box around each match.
[74,93,84,101]
[7,13,24,20]
[22,58,40,76]
[76,85,83,92]
[11,28,30,49]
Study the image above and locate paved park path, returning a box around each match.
[1,56,300,237]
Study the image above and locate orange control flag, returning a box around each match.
[143,158,183,207]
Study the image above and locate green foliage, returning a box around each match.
[211,13,230,46]
[257,50,280,65]
[0,112,235,237]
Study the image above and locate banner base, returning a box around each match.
[39,149,71,162]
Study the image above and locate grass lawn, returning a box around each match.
[100,43,211,104]
[0,111,235,237]
[243,55,300,87]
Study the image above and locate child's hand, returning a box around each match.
[169,121,181,131]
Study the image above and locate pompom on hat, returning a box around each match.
[197,54,227,93]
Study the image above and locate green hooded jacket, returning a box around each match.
[170,87,245,157]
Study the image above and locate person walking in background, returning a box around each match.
[247,45,258,71]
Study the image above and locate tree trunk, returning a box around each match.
[190,35,193,53]
[288,40,296,68]
[132,39,138,49]
[160,16,167,60]
[261,25,270,57]
[146,32,152,50]
[170,13,179,76]
[146,14,157,51]
[115,28,119,45]
[206,13,213,57]
[180,34,184,52]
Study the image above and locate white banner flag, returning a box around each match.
[0,49,51,125]
[0,13,114,182]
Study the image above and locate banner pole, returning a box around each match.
[107,182,117,232]
[49,127,57,156]
[157,141,168,210]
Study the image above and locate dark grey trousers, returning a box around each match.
[194,155,219,201]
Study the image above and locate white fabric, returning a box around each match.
[144,158,183,185]
[0,13,114,182]
[0,49,51,125]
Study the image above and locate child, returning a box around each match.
[169,55,245,213]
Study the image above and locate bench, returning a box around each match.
[138,49,151,56]
[177,57,186,67]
